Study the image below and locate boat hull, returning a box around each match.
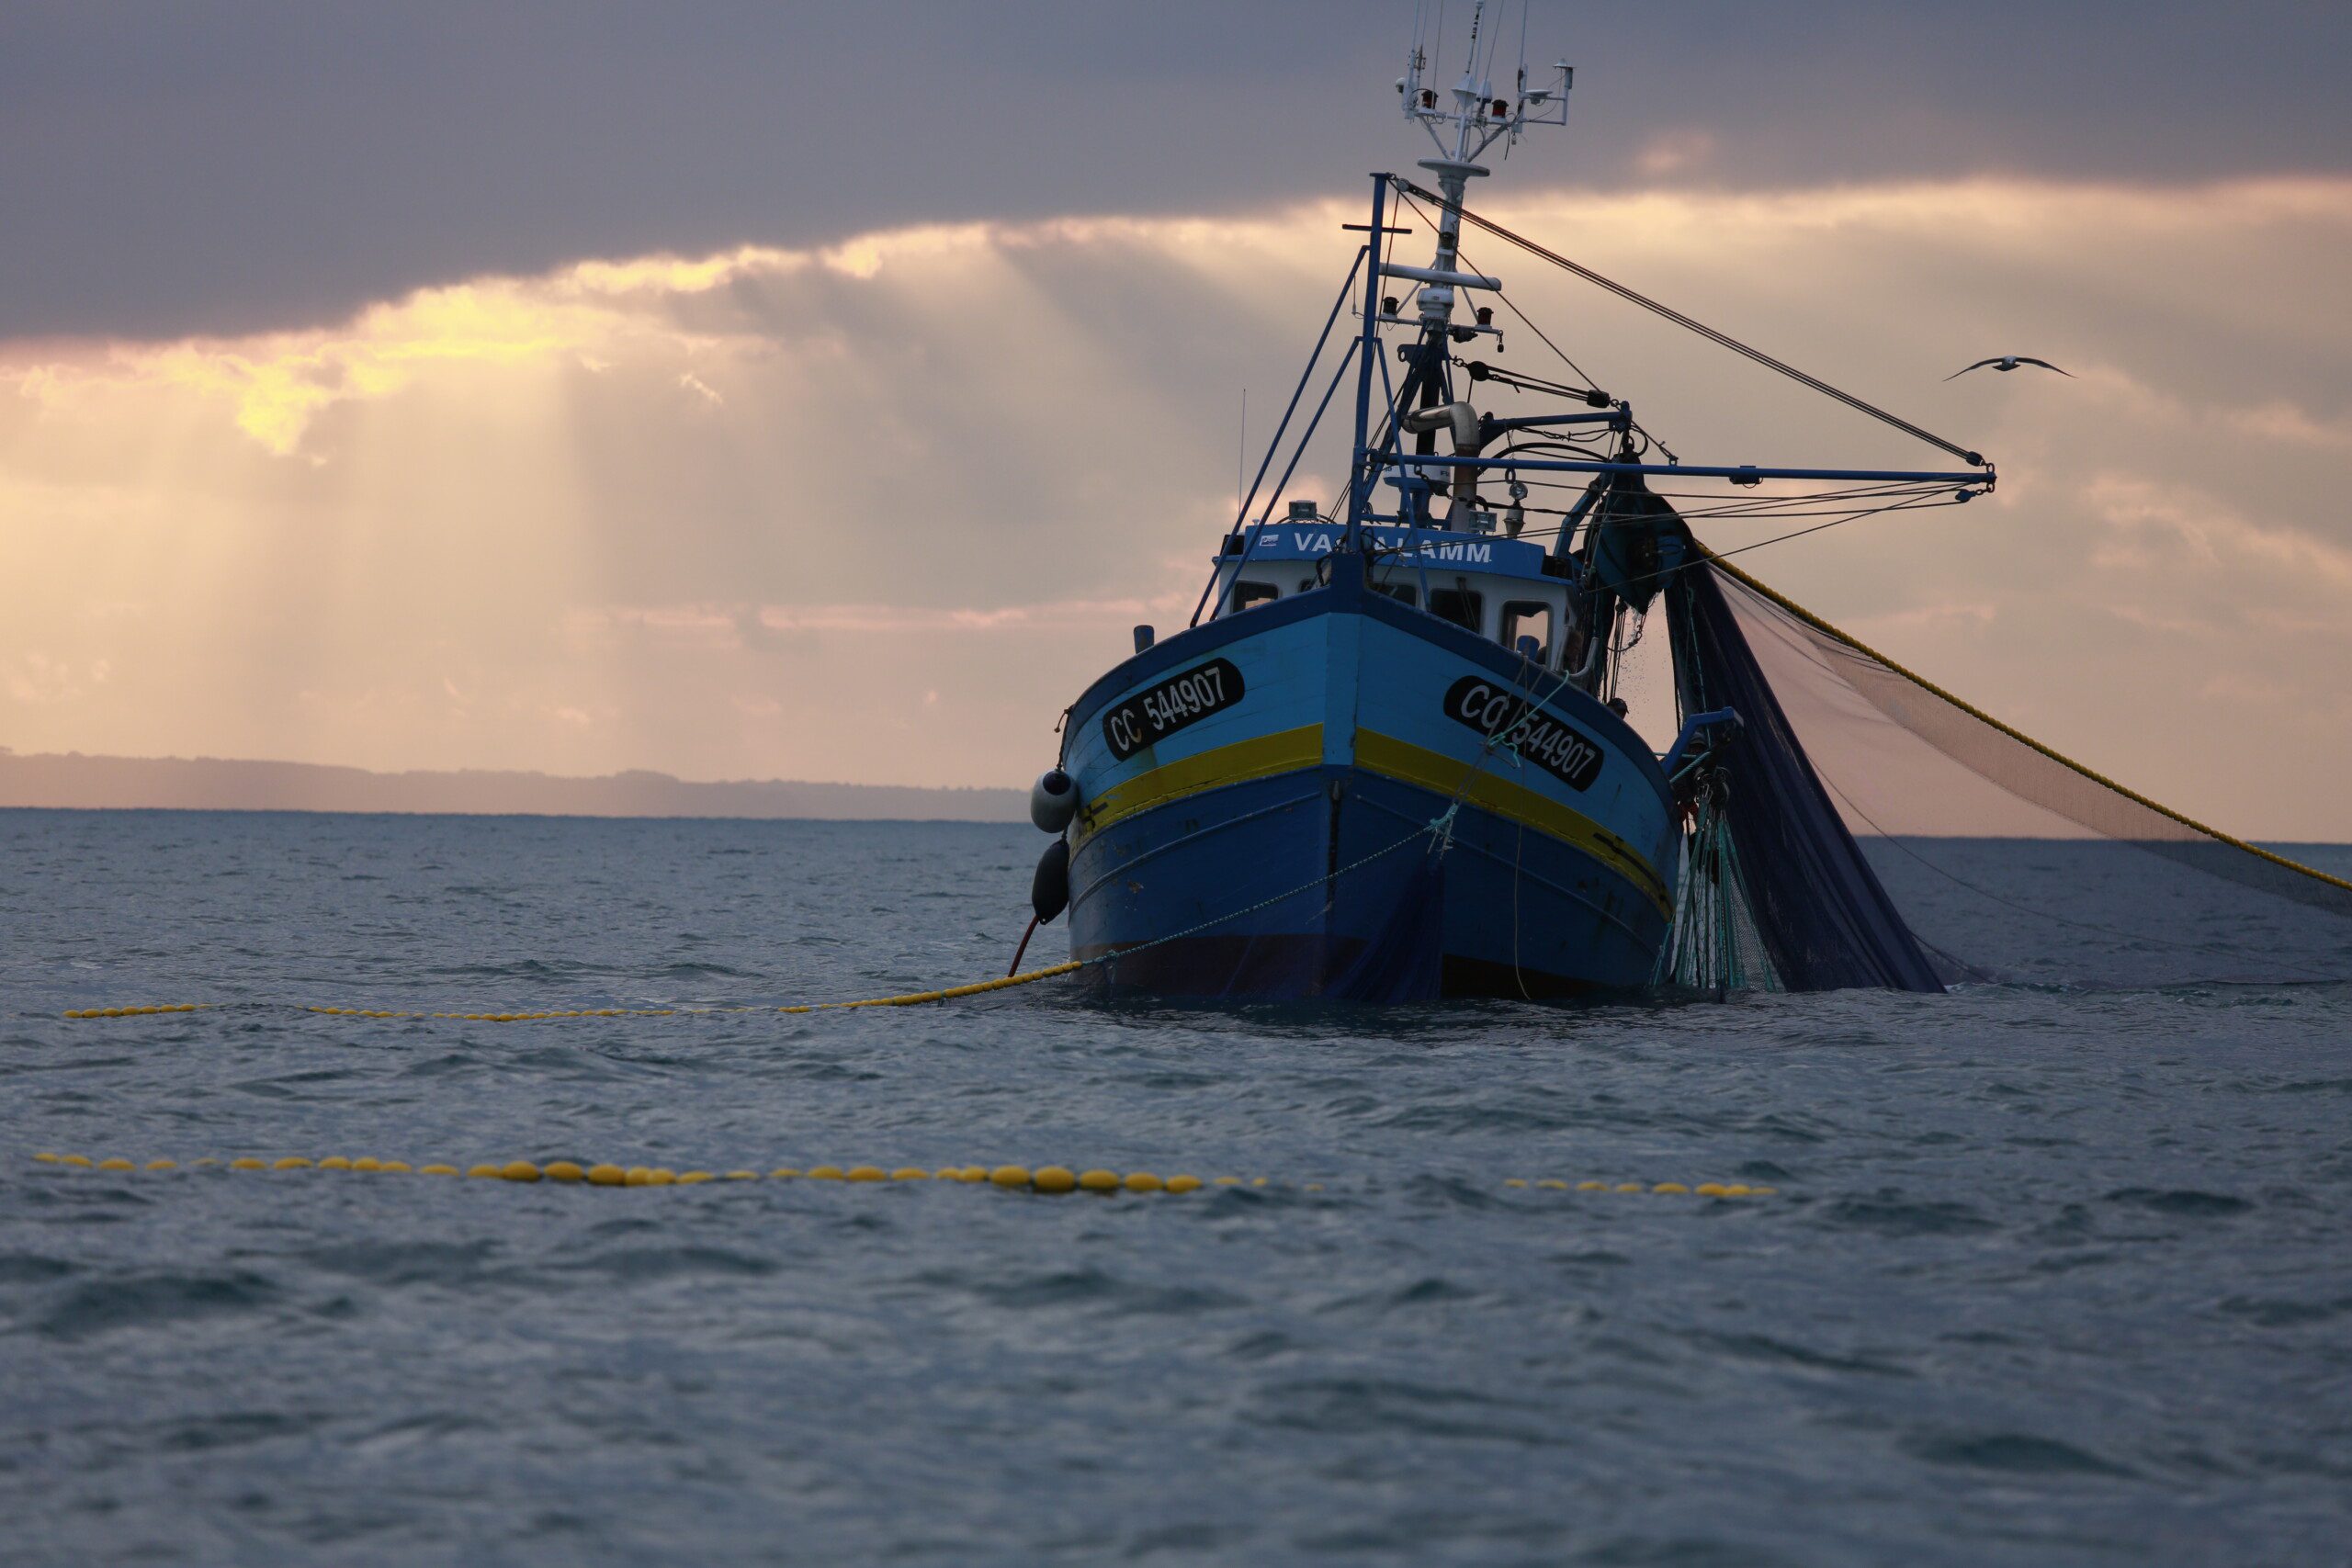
[1058,560,1678,1000]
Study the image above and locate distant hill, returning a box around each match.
[0,749,1024,822]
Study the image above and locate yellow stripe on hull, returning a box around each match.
[1354,729,1671,917]
[1077,725,1325,840]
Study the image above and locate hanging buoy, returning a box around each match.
[1031,838,1070,926]
[1029,768,1079,832]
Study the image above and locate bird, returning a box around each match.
[1946,355,2071,380]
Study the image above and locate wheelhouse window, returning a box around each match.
[1501,601,1555,665]
[1428,586,1484,634]
[1231,580,1280,611]
[1371,582,1418,607]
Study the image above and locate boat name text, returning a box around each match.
[1283,529,1493,564]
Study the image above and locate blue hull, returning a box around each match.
[1058,560,1679,1000]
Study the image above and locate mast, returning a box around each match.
[1391,3,1573,522]
[1396,3,1571,330]
[1343,175,1391,551]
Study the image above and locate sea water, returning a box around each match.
[4,810,2349,1566]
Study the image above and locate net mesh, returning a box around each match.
[1664,552,2352,990]
[1651,780,1781,995]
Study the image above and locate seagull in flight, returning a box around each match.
[1946,355,2071,380]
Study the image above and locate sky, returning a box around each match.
[4,2,2349,836]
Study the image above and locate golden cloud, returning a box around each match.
[2,175,2347,826]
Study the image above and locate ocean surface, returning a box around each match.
[5,809,2350,1566]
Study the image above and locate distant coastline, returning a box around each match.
[0,749,1024,822]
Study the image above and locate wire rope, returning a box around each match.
[1391,178,1987,468]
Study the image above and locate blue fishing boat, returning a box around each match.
[1013,3,1999,1000]
[1052,517,1680,1000]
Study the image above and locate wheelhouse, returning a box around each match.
[1208,515,1589,675]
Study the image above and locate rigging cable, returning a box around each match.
[1392,178,1988,468]
[1663,490,1962,578]
[1396,187,1610,396]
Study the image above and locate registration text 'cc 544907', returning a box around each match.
[1442,676,1604,791]
[1103,659,1247,761]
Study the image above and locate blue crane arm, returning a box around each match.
[1377,452,1993,486]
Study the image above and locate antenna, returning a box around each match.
[1397,0,1572,158]
[1389,0,1573,338]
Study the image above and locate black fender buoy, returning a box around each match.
[1031,838,1070,925]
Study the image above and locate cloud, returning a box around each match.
[10,3,2352,340]
[2085,474,2352,591]
[7,652,96,705]
[2228,399,2352,451]
[1634,130,1716,178]
[2,173,2348,832]
[1845,602,1998,636]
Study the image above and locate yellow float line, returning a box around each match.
[24,1151,1774,1198]
[60,1004,209,1019]
[61,961,1090,1022]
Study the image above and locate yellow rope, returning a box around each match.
[801,960,1085,1011]
[60,1004,209,1019]
[63,960,1089,1022]
[1707,552,2352,897]
[24,1150,1776,1198]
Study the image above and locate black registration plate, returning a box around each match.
[1102,659,1246,761]
[1442,675,1604,791]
